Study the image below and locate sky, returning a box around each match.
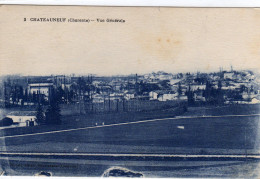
[0,6,260,76]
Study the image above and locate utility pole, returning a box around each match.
[135,73,139,95]
[108,88,111,112]
[38,85,40,104]
[78,77,82,115]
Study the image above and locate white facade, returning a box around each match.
[251,98,260,104]
[30,87,49,96]
[158,93,178,101]
[92,94,104,103]
[6,115,36,126]
[28,83,53,100]
[124,93,135,100]
[149,91,159,100]
[194,93,206,101]
[179,95,188,100]
[149,91,178,101]
[190,84,206,91]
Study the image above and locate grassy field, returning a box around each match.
[1,104,260,177]
[0,105,186,137]
[1,106,260,154]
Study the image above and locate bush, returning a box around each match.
[0,117,13,126]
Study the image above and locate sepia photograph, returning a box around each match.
[0,5,260,177]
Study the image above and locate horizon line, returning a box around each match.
[0,67,257,78]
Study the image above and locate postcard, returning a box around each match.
[0,5,260,177]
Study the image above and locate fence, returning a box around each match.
[82,100,184,114]
[0,100,186,116]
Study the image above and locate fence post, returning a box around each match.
[116,99,119,112]
[108,95,111,112]
[123,98,125,112]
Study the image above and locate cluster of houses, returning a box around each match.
[1,69,260,108]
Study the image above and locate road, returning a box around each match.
[0,152,260,177]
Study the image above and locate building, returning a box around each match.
[224,72,234,80]
[194,91,206,101]
[53,75,72,88]
[124,92,135,100]
[6,111,37,127]
[251,97,260,104]
[190,84,206,91]
[158,92,178,101]
[149,90,178,101]
[92,94,105,103]
[109,93,124,101]
[28,83,53,101]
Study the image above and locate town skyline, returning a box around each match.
[0,65,259,77]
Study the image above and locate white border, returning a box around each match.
[0,1,259,179]
[1,0,260,7]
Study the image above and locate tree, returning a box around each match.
[35,103,45,125]
[139,83,160,94]
[216,80,224,105]
[177,82,182,99]
[204,80,212,103]
[186,85,195,105]
[160,80,171,90]
[203,80,224,105]
[45,93,61,125]
[56,86,65,103]
[68,89,75,103]
[32,92,37,102]
[217,80,222,90]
